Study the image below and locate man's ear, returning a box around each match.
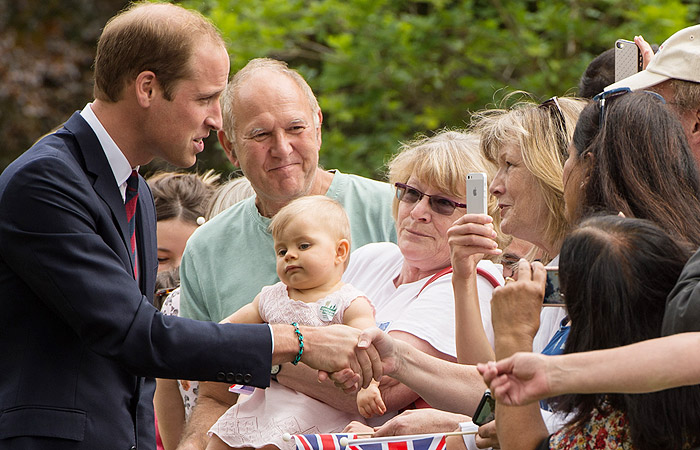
[335,238,350,265]
[687,108,700,153]
[218,129,240,167]
[134,71,157,107]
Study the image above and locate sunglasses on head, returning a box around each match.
[394,182,466,216]
[593,87,666,126]
[539,96,568,156]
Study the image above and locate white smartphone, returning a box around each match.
[614,39,643,82]
[466,172,487,215]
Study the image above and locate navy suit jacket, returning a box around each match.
[0,113,272,450]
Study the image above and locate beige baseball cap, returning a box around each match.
[605,24,700,91]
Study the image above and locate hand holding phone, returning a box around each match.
[473,389,495,425]
[467,172,487,215]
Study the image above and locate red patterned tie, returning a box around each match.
[125,170,139,279]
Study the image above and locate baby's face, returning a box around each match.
[273,216,343,291]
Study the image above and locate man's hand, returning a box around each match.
[279,324,382,391]
[476,352,553,406]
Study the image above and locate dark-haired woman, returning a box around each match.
[488,91,700,450]
[496,216,700,449]
[563,89,700,247]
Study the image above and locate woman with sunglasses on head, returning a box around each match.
[475,91,700,450]
[565,89,700,248]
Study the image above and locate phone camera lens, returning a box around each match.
[616,41,623,49]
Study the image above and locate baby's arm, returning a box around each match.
[342,295,377,330]
[344,295,387,417]
[219,294,264,324]
[357,379,386,418]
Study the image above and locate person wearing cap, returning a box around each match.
[605,25,700,346]
[604,25,700,165]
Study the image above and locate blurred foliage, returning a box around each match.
[2,0,698,179]
[0,0,130,170]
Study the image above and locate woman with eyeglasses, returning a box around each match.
[475,91,700,450]
[335,130,508,427]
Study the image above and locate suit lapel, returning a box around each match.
[63,113,135,273]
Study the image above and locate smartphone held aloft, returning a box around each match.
[467,172,487,215]
[614,39,643,82]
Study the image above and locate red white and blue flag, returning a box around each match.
[293,433,354,450]
[292,433,446,450]
[228,384,255,395]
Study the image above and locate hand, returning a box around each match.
[475,421,500,449]
[343,420,375,434]
[491,260,545,345]
[358,327,400,377]
[476,353,552,406]
[301,324,382,391]
[357,384,387,418]
[447,214,501,279]
[634,35,655,69]
[327,327,395,392]
[373,409,465,437]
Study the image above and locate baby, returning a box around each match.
[208,195,385,450]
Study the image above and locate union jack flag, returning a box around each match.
[292,433,446,450]
[293,433,355,450]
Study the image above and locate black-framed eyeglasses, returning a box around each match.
[593,87,666,126]
[394,182,466,215]
[539,96,568,156]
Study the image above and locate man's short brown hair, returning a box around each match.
[93,2,225,102]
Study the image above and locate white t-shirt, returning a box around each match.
[343,242,502,357]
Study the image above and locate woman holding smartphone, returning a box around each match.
[478,90,700,449]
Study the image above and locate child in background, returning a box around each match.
[208,195,385,450]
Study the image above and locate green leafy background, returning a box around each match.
[2,0,697,179]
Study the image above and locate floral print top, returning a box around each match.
[549,401,632,449]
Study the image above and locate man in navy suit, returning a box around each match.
[0,3,379,449]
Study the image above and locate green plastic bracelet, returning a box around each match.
[291,322,304,365]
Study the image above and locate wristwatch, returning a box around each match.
[271,364,281,382]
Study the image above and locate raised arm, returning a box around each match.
[488,260,550,450]
[448,213,501,364]
[480,332,700,406]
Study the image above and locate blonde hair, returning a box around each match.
[94,2,224,102]
[387,129,506,253]
[268,196,351,267]
[206,176,256,219]
[220,58,321,149]
[471,94,587,258]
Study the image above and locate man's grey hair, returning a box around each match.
[220,58,321,144]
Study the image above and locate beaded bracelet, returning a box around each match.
[291,322,304,365]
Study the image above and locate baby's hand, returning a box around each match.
[357,384,386,419]
[179,380,191,390]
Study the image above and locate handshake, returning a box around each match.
[272,324,396,392]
